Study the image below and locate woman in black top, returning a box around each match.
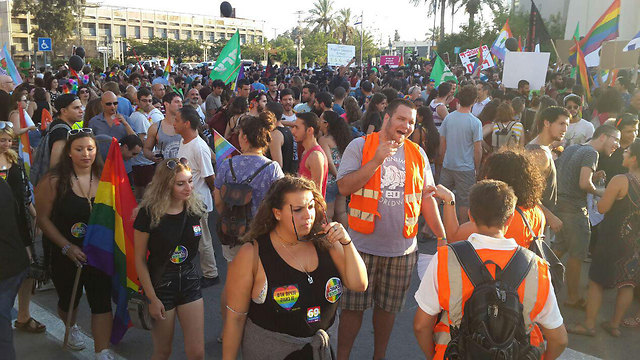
[223,176,368,360]
[134,158,207,360]
[35,129,114,357]
[0,123,44,333]
[361,93,387,134]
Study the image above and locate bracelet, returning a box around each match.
[61,244,72,255]
[225,305,248,316]
[339,239,352,246]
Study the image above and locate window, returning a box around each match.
[117,25,126,37]
[240,34,246,44]
[144,27,153,39]
[129,26,141,39]
[82,23,97,36]
[98,24,111,37]
[158,28,167,39]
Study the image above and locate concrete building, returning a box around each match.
[0,0,263,63]
[515,0,640,41]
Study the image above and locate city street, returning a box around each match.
[13,211,640,359]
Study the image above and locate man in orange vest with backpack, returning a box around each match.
[336,98,446,360]
[413,180,568,360]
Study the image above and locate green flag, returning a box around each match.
[430,53,457,87]
[570,23,579,79]
[209,31,242,84]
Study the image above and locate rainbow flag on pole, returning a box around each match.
[17,104,33,174]
[569,0,620,65]
[574,38,591,103]
[83,138,139,344]
[213,129,239,166]
[491,19,513,61]
[163,56,172,80]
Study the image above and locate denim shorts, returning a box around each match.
[325,180,339,203]
[154,262,202,311]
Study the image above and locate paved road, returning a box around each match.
[13,212,640,359]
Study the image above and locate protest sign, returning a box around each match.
[600,40,640,69]
[502,51,550,90]
[459,45,495,73]
[327,44,355,66]
[380,55,400,67]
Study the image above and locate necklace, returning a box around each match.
[274,229,313,284]
[73,171,93,212]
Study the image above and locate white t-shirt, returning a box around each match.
[129,108,164,166]
[414,233,564,330]
[471,97,491,117]
[178,136,215,212]
[564,119,595,147]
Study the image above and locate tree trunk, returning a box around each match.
[439,0,446,42]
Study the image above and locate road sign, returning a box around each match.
[97,46,108,52]
[37,37,52,51]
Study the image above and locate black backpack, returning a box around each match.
[216,158,273,246]
[444,241,543,360]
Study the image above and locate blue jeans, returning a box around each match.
[0,270,27,360]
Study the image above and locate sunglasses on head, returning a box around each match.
[105,101,118,106]
[0,121,14,130]
[79,89,89,94]
[166,157,189,170]
[67,128,93,139]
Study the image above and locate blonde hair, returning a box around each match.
[137,158,207,228]
[0,127,19,165]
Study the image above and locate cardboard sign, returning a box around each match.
[459,45,495,73]
[327,44,355,67]
[502,52,550,90]
[600,40,640,69]
[380,55,400,67]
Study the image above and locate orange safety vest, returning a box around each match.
[348,131,426,238]
[433,244,550,360]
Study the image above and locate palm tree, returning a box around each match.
[459,0,504,28]
[409,0,446,42]
[336,8,355,44]
[306,0,336,33]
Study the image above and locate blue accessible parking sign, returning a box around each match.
[38,37,52,51]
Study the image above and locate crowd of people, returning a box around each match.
[0,52,639,360]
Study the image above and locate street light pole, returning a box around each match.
[360,11,363,69]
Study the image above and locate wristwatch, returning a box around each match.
[440,199,455,206]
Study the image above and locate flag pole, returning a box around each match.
[63,265,83,348]
[550,39,562,66]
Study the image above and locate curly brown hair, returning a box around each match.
[239,111,276,150]
[241,175,330,250]
[480,148,544,208]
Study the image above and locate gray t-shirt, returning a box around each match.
[205,93,221,117]
[439,111,483,172]
[525,143,557,210]
[556,144,599,209]
[337,137,435,257]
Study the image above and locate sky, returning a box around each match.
[95,0,487,46]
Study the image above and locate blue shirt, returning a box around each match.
[89,112,129,141]
[332,103,345,115]
[251,82,267,92]
[117,96,134,117]
[439,111,482,172]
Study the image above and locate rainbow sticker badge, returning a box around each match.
[70,222,87,238]
[273,285,299,310]
[325,277,343,303]
[170,245,188,264]
[192,225,202,237]
[306,306,321,323]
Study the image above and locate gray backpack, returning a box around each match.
[30,122,71,186]
[492,121,519,150]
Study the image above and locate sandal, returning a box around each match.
[601,322,621,337]
[566,323,596,337]
[622,316,640,328]
[14,317,46,333]
[563,298,587,310]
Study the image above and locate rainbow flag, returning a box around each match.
[163,56,172,80]
[574,38,591,103]
[0,44,22,86]
[17,104,33,174]
[83,138,139,344]
[491,19,513,61]
[213,129,239,166]
[569,0,620,65]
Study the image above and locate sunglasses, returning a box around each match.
[105,102,119,106]
[289,204,328,242]
[79,89,89,94]
[0,121,14,130]
[166,157,189,170]
[67,128,93,139]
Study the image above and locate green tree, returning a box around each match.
[241,43,265,63]
[336,8,355,44]
[410,0,447,42]
[269,36,296,63]
[12,0,78,56]
[459,0,504,28]
[306,0,336,33]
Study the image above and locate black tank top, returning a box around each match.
[49,189,94,247]
[275,126,295,174]
[248,233,343,337]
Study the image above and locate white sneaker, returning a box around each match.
[95,349,116,360]
[65,324,86,351]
